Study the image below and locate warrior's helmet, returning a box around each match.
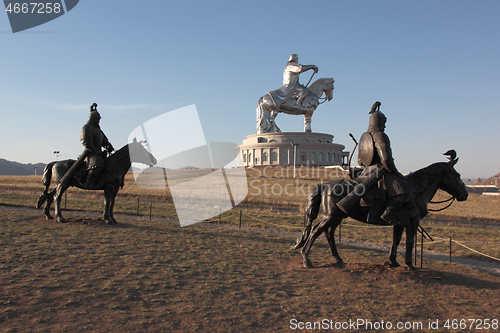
[367,101,386,132]
[288,54,298,63]
[87,103,101,125]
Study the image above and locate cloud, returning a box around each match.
[47,102,177,113]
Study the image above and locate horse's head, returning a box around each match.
[323,78,335,101]
[128,138,157,167]
[308,77,335,101]
[437,150,468,201]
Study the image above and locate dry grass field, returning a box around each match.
[1,170,499,332]
[1,167,499,262]
[4,166,500,220]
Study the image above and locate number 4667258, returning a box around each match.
[5,3,62,14]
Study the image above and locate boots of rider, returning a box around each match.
[297,92,308,106]
[380,198,403,226]
[84,167,101,190]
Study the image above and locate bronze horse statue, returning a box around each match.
[36,138,157,224]
[291,151,468,270]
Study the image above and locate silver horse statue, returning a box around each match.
[256,54,334,133]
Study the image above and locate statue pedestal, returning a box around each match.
[237,132,348,167]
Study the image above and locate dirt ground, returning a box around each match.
[1,207,499,332]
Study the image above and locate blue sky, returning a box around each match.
[1,0,499,179]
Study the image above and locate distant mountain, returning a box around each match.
[473,172,500,186]
[0,159,46,175]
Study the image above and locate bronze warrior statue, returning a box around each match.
[36,102,158,224]
[338,101,416,225]
[361,101,415,224]
[291,101,469,269]
[81,103,114,189]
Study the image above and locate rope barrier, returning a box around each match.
[422,236,500,262]
[240,213,500,263]
[430,235,500,245]
[451,240,500,262]
[238,212,500,262]
[205,211,237,223]
[241,212,304,229]
[342,223,392,228]
[432,236,451,241]
[218,212,236,221]
[422,239,449,245]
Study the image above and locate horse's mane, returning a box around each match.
[105,143,131,170]
[307,78,334,96]
[405,162,449,191]
[308,77,333,88]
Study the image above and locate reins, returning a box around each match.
[428,196,456,212]
[318,97,328,104]
[105,147,130,171]
[305,71,315,88]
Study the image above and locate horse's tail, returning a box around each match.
[36,162,56,209]
[290,184,323,250]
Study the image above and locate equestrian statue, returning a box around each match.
[256,54,334,133]
[291,102,468,270]
[36,103,157,224]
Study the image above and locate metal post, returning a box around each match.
[149,202,152,220]
[291,143,299,178]
[449,238,452,262]
[293,145,296,178]
[137,197,140,215]
[414,234,417,267]
[420,230,424,268]
[239,210,242,230]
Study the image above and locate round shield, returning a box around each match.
[357,132,374,167]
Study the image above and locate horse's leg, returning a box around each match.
[301,213,336,268]
[37,162,55,209]
[103,187,113,224]
[301,194,340,268]
[404,222,419,271]
[304,111,313,132]
[291,184,322,250]
[43,188,56,220]
[35,188,48,209]
[324,217,344,265]
[54,184,68,223]
[387,225,404,267]
[109,186,119,224]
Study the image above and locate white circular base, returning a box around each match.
[238,132,349,166]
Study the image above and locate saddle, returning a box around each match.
[330,177,413,227]
[63,152,108,188]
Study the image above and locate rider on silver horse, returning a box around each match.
[269,54,318,112]
[80,103,114,189]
